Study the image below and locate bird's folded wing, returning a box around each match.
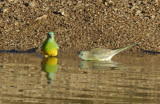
[92,48,113,59]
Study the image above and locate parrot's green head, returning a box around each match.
[47,32,55,41]
[78,51,90,60]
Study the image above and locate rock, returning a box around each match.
[35,15,48,21]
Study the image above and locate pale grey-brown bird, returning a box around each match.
[78,43,138,61]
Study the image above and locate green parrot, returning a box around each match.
[78,43,138,61]
[41,57,59,84]
[41,32,59,57]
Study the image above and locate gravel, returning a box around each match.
[0,0,159,53]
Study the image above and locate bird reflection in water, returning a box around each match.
[41,57,59,84]
[79,60,121,70]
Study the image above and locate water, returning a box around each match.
[0,52,160,104]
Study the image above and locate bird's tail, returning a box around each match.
[114,43,139,55]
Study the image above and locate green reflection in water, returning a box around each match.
[41,57,59,84]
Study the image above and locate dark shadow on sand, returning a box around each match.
[0,47,38,53]
[143,50,160,54]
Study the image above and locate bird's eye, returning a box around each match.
[48,34,52,38]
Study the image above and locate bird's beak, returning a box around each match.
[78,51,81,55]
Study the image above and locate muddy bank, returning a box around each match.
[0,0,159,53]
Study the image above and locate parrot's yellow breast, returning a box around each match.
[43,50,58,57]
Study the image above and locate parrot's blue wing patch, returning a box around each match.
[56,43,59,49]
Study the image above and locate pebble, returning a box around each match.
[35,15,48,21]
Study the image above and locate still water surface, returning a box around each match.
[0,52,160,104]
